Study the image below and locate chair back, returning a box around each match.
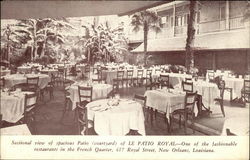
[134,94,146,106]
[78,86,93,103]
[218,80,225,99]
[24,93,37,122]
[137,69,143,78]
[0,114,2,128]
[243,80,250,93]
[146,69,152,78]
[207,70,215,80]
[85,65,90,73]
[117,70,124,80]
[182,81,193,93]
[0,77,5,88]
[127,70,133,78]
[185,78,192,83]
[27,77,39,85]
[159,74,170,88]
[184,91,197,112]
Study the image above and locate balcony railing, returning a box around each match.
[229,16,244,29]
[199,16,244,33]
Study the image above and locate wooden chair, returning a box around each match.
[214,80,226,117]
[26,76,39,91]
[0,77,5,88]
[241,80,250,104]
[207,70,215,82]
[84,65,91,79]
[44,73,56,99]
[182,81,193,93]
[159,74,170,89]
[114,70,125,89]
[226,129,236,136]
[125,70,134,87]
[185,78,193,83]
[21,93,37,133]
[0,114,2,128]
[60,79,75,123]
[55,68,65,86]
[76,86,93,135]
[133,69,144,86]
[170,91,197,134]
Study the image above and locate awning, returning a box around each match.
[1,1,171,19]
[131,29,250,52]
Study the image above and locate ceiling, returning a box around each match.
[1,0,171,19]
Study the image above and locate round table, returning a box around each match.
[68,83,113,110]
[3,74,51,89]
[86,98,146,136]
[0,91,35,123]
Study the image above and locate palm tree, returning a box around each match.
[185,0,198,73]
[15,19,40,60]
[131,10,161,65]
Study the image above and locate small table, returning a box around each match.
[86,98,145,136]
[0,91,35,123]
[0,70,11,76]
[0,124,31,135]
[3,74,51,89]
[68,83,113,110]
[223,77,244,99]
[144,88,188,120]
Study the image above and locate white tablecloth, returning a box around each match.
[40,69,59,77]
[221,117,249,136]
[69,83,113,110]
[86,99,145,136]
[0,91,35,123]
[158,73,192,88]
[3,74,51,89]
[0,70,11,76]
[223,77,244,98]
[193,81,220,108]
[0,124,31,135]
[17,66,32,73]
[144,89,187,119]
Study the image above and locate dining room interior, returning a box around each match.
[0,0,249,136]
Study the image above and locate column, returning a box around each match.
[225,0,230,30]
[173,3,176,37]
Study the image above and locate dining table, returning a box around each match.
[222,77,244,99]
[0,91,35,123]
[3,73,51,89]
[144,88,197,120]
[192,80,220,109]
[86,98,146,136]
[40,69,59,77]
[17,66,32,73]
[68,82,113,110]
[0,124,31,135]
[0,69,11,76]
[157,73,192,88]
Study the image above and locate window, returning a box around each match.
[171,16,174,27]
[220,5,226,20]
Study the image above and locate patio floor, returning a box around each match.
[3,80,247,136]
